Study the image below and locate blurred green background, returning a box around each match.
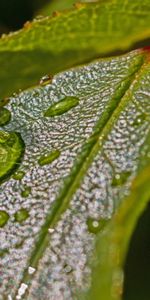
[0,1,150,299]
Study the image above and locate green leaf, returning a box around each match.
[0,0,150,98]
[40,0,77,15]
[0,48,150,299]
[86,165,150,300]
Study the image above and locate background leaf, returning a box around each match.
[0,0,150,98]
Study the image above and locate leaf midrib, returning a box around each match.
[16,55,147,299]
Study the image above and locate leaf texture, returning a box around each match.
[0,49,150,300]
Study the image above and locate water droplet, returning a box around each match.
[0,210,9,227]
[15,240,24,249]
[38,149,60,166]
[39,74,53,86]
[132,113,146,126]
[21,186,31,198]
[16,283,28,299]
[48,228,54,233]
[111,171,131,187]
[28,266,36,275]
[0,107,11,126]
[87,217,107,234]
[64,264,73,274]
[44,96,79,117]
[0,248,9,257]
[13,170,25,180]
[0,131,25,184]
[14,208,29,223]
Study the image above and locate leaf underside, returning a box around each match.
[0,49,150,300]
[0,0,150,98]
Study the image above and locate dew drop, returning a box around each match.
[44,96,79,117]
[87,217,107,234]
[14,208,29,223]
[132,113,146,126]
[0,248,9,257]
[0,131,25,184]
[38,149,60,166]
[64,264,73,274]
[13,170,25,180]
[111,171,131,186]
[39,74,53,86]
[28,266,36,275]
[16,283,28,299]
[21,186,31,198]
[0,107,11,126]
[48,228,55,233]
[0,210,9,227]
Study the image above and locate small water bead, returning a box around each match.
[0,210,9,227]
[13,170,25,180]
[38,149,60,166]
[132,113,147,126]
[0,107,11,126]
[87,217,107,234]
[28,266,36,275]
[111,171,131,187]
[14,208,29,223]
[44,96,79,117]
[21,186,31,198]
[0,248,9,257]
[0,131,25,184]
[64,264,73,274]
[48,228,55,233]
[39,74,53,86]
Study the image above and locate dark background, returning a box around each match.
[0,0,49,34]
[0,1,150,299]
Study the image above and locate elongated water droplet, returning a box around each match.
[14,208,29,223]
[87,217,107,234]
[21,186,31,198]
[0,210,9,227]
[44,96,79,117]
[0,131,25,184]
[39,74,53,86]
[16,283,28,299]
[111,171,131,187]
[38,149,60,166]
[13,170,25,180]
[0,107,11,126]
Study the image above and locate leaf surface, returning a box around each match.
[0,49,150,300]
[0,0,150,98]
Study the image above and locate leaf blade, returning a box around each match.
[0,49,150,299]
